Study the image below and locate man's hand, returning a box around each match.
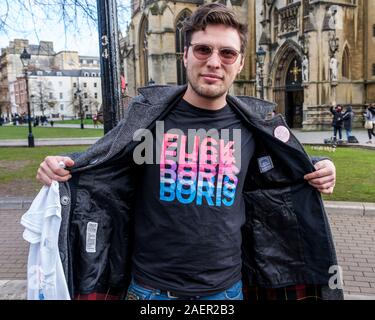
[36,156,74,186]
[304,159,336,195]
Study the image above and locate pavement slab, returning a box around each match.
[1,208,375,299]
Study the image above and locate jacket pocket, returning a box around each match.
[71,189,113,292]
[243,186,305,286]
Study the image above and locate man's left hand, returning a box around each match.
[304,160,336,195]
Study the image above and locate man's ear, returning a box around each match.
[183,47,188,68]
[237,56,245,74]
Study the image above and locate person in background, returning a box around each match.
[364,104,375,144]
[342,105,354,141]
[330,105,343,141]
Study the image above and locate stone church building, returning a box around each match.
[124,0,375,130]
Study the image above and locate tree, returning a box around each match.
[72,88,100,119]
[30,80,57,116]
[0,0,130,37]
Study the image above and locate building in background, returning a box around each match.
[124,0,375,130]
[0,39,102,119]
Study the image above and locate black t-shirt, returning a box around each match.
[132,99,254,296]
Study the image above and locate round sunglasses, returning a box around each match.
[189,43,241,65]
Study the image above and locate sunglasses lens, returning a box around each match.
[193,45,212,60]
[191,44,240,64]
[219,48,239,64]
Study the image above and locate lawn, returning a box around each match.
[0,145,374,202]
[305,146,375,202]
[0,126,103,139]
[54,119,98,125]
[0,146,89,197]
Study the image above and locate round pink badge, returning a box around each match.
[274,125,290,143]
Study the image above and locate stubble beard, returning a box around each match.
[187,73,228,100]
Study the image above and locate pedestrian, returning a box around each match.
[50,120,54,127]
[92,114,99,128]
[364,103,375,143]
[330,104,343,141]
[342,105,354,141]
[33,3,342,301]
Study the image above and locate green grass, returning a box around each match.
[305,146,375,202]
[0,146,89,197]
[0,126,103,139]
[54,119,98,125]
[0,145,374,201]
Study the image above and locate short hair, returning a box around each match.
[183,3,248,54]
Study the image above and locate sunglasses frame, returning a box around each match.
[189,43,241,65]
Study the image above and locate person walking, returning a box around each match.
[330,105,343,141]
[364,104,375,143]
[33,3,341,301]
[342,105,354,141]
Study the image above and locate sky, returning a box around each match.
[0,0,131,57]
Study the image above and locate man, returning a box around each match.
[342,105,354,141]
[35,4,341,300]
[330,104,343,141]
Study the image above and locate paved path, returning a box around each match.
[0,137,99,147]
[1,129,375,148]
[1,208,375,299]
[293,129,375,149]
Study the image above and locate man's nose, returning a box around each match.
[206,51,221,68]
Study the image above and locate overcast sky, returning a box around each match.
[0,1,131,57]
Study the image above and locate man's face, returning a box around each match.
[183,24,244,102]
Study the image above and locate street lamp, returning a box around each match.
[75,88,84,129]
[20,48,34,147]
[256,46,266,100]
[148,78,155,86]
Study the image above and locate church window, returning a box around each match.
[175,10,191,85]
[342,46,350,79]
[139,16,149,86]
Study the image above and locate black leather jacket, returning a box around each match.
[57,85,343,300]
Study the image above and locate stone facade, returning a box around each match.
[124,0,256,97]
[124,0,375,130]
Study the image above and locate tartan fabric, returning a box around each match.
[74,292,120,300]
[74,288,127,300]
[74,284,322,301]
[244,284,323,301]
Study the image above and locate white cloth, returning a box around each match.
[20,181,70,300]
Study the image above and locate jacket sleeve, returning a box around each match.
[310,156,332,166]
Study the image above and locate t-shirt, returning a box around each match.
[132,99,254,296]
[21,181,71,300]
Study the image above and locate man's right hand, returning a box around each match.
[36,156,74,186]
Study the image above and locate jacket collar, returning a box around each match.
[137,84,276,120]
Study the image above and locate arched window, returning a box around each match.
[175,10,191,85]
[139,16,149,86]
[342,46,350,79]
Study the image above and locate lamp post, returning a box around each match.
[256,46,266,100]
[20,48,34,147]
[75,88,84,129]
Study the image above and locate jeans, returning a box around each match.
[125,278,244,300]
[333,126,342,140]
[368,128,375,140]
[345,129,352,140]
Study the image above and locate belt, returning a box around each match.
[134,279,191,299]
